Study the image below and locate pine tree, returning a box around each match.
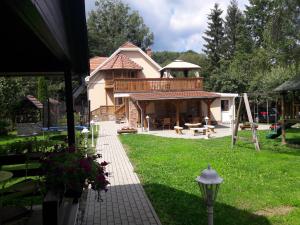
[203,3,224,69]
[223,0,242,60]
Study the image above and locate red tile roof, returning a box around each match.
[90,56,108,72]
[99,53,142,71]
[26,95,43,109]
[120,41,139,48]
[130,91,220,101]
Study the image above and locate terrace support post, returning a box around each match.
[64,69,76,147]
[175,101,180,126]
[198,100,202,119]
[281,92,287,144]
[204,99,213,125]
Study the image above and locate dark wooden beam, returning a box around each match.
[64,69,75,147]
[281,92,287,144]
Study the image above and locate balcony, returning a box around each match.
[112,78,203,93]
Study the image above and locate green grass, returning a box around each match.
[119,129,300,225]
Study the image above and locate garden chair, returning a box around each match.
[162,118,171,130]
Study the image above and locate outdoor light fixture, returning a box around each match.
[205,116,209,126]
[196,165,223,225]
[81,128,90,148]
[146,115,150,132]
[90,120,95,147]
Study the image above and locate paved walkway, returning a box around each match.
[81,121,161,225]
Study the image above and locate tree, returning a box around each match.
[264,0,300,70]
[87,0,154,56]
[223,0,242,59]
[245,0,273,48]
[203,3,224,69]
[37,77,48,103]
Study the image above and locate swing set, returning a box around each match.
[232,93,260,151]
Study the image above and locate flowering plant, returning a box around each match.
[41,145,109,201]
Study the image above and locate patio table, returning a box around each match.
[184,123,202,128]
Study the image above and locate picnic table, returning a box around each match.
[184,123,202,129]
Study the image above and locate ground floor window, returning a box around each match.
[221,100,229,111]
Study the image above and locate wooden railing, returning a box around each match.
[113,78,203,93]
[105,79,114,88]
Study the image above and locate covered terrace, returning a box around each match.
[130,91,220,130]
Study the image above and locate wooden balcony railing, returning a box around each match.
[113,78,203,93]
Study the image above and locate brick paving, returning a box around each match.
[81,121,161,225]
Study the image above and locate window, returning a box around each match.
[221,100,229,111]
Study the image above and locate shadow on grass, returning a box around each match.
[144,183,271,225]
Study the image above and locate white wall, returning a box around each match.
[121,51,160,78]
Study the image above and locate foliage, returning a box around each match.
[37,77,48,103]
[87,0,153,56]
[41,146,109,200]
[0,137,65,155]
[0,119,9,135]
[203,3,224,69]
[120,130,300,225]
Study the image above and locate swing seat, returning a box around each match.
[266,127,282,139]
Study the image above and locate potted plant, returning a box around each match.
[41,146,109,202]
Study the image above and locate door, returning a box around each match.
[221,99,231,123]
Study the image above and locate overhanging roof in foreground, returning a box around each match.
[130,91,220,101]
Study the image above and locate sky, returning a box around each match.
[85,0,249,53]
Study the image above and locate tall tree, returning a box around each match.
[245,0,273,48]
[203,3,224,69]
[264,0,300,70]
[87,0,154,56]
[223,0,242,59]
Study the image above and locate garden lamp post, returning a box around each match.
[196,165,223,225]
[90,120,95,147]
[146,115,150,132]
[205,116,209,126]
[81,128,89,148]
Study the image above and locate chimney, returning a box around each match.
[146,47,152,58]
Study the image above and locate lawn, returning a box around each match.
[119,129,300,225]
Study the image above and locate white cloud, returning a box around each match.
[86,0,249,52]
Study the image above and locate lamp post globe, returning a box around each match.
[205,116,209,126]
[196,165,223,225]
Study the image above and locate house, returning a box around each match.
[86,42,237,129]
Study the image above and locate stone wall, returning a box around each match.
[128,100,139,128]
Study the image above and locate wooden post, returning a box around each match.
[198,100,202,119]
[64,69,75,147]
[281,92,287,144]
[233,97,242,146]
[176,101,180,126]
[204,99,213,125]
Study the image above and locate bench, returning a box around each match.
[190,128,207,136]
[117,129,137,134]
[174,126,183,134]
[240,124,258,130]
[204,125,216,133]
